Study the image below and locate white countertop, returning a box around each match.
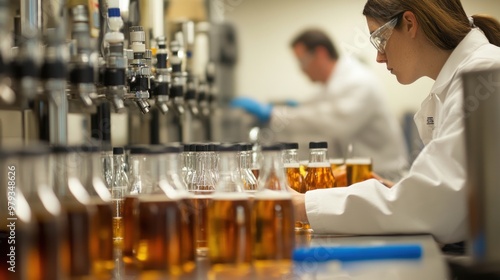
[291,234,449,280]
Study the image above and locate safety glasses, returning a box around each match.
[370,13,403,54]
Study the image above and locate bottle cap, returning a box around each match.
[309,141,328,149]
[283,142,299,150]
[113,147,124,155]
[262,144,284,151]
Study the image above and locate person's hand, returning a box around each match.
[288,187,309,224]
[229,96,273,122]
[370,172,395,188]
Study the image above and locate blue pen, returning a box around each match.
[293,243,423,262]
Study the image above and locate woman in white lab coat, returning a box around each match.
[291,0,500,244]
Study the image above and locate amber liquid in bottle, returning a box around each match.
[0,227,39,280]
[208,194,252,270]
[304,164,337,191]
[112,198,124,246]
[122,195,139,265]
[303,163,336,231]
[346,160,372,185]
[32,205,69,280]
[285,165,305,193]
[62,201,95,278]
[252,193,295,268]
[190,189,213,254]
[251,169,260,180]
[89,198,115,275]
[136,196,183,277]
[179,198,196,272]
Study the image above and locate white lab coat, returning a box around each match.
[269,57,408,180]
[305,29,500,244]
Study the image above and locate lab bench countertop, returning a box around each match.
[117,233,450,280]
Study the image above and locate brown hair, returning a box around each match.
[290,29,339,60]
[362,0,500,49]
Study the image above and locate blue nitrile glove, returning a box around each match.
[285,99,299,107]
[230,96,273,122]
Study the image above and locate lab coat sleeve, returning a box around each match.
[305,83,467,244]
[270,82,380,140]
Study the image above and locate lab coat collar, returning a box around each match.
[431,29,490,97]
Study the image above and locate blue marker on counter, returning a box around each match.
[293,244,423,263]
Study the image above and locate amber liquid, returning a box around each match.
[135,196,183,276]
[346,163,372,185]
[332,164,347,187]
[252,194,295,266]
[62,202,95,278]
[112,198,124,245]
[33,209,69,280]
[303,164,336,231]
[207,195,252,269]
[304,165,336,191]
[329,159,344,171]
[285,166,305,193]
[261,171,283,191]
[251,169,260,180]
[242,171,258,191]
[179,198,196,272]
[1,217,38,280]
[190,190,213,254]
[122,196,139,264]
[90,199,115,276]
[299,162,308,178]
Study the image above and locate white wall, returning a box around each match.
[225,0,500,120]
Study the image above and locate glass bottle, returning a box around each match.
[0,147,38,280]
[330,158,347,187]
[122,145,151,265]
[162,145,196,273]
[52,145,97,279]
[135,145,183,278]
[303,142,336,232]
[79,145,115,276]
[24,145,69,280]
[282,142,308,232]
[111,147,128,245]
[208,143,219,182]
[239,143,258,193]
[208,144,252,273]
[182,143,196,187]
[250,143,261,180]
[282,142,305,193]
[304,141,336,190]
[190,144,216,256]
[102,147,114,189]
[252,144,295,273]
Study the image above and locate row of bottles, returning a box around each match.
[110,143,295,278]
[286,141,374,192]
[283,141,337,231]
[1,140,366,279]
[283,141,338,194]
[0,145,114,280]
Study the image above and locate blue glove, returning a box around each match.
[285,99,299,107]
[230,96,273,122]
